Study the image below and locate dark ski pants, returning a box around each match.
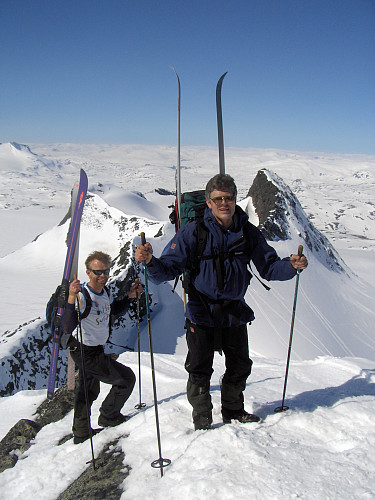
[69,340,135,437]
[185,319,253,417]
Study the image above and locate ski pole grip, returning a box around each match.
[298,245,303,256]
[135,278,141,298]
[141,232,146,245]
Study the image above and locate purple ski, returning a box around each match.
[47,169,88,398]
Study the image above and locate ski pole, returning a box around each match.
[140,232,171,477]
[134,278,146,410]
[76,297,97,469]
[274,245,304,413]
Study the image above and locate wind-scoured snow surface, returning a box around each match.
[0,142,375,499]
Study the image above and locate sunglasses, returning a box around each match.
[210,195,235,206]
[89,268,110,276]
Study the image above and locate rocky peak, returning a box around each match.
[248,168,345,272]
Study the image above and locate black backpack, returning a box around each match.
[45,284,111,347]
[46,284,110,327]
[45,283,69,334]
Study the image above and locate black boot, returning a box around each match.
[193,410,212,430]
[187,378,213,430]
[222,408,261,424]
[72,401,93,442]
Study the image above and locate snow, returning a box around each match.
[1,353,375,499]
[0,142,375,499]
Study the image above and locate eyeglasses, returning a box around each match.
[210,195,235,206]
[89,268,110,276]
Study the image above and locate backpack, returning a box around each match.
[45,284,111,348]
[179,190,207,227]
[46,284,111,324]
[169,190,206,229]
[45,282,69,334]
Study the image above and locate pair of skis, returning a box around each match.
[47,169,88,399]
[170,68,228,225]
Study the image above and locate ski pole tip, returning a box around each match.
[140,232,146,245]
[298,245,303,256]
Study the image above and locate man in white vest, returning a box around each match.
[62,250,142,444]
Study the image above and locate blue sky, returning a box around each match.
[1,0,374,154]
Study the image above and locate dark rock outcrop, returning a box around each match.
[248,169,289,240]
[0,381,129,498]
[248,169,345,272]
[57,440,129,500]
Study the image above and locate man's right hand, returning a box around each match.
[68,279,81,304]
[135,243,153,264]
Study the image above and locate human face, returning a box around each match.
[86,259,110,290]
[206,189,236,228]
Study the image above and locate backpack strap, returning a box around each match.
[80,285,93,319]
[80,285,111,319]
[194,221,208,267]
[243,222,271,291]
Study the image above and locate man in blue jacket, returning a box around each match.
[135,174,307,430]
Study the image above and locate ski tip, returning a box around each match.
[170,66,181,84]
[217,72,228,84]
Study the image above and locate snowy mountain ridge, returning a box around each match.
[1,157,374,396]
[0,143,375,499]
[0,190,165,396]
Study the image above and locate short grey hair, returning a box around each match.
[205,174,237,200]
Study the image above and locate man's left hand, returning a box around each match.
[128,281,143,299]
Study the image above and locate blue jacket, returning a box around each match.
[146,205,296,327]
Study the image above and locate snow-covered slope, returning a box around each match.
[1,352,375,499]
[1,144,374,397]
[0,142,375,499]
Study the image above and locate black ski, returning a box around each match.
[170,66,182,230]
[216,72,228,175]
[47,169,88,398]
